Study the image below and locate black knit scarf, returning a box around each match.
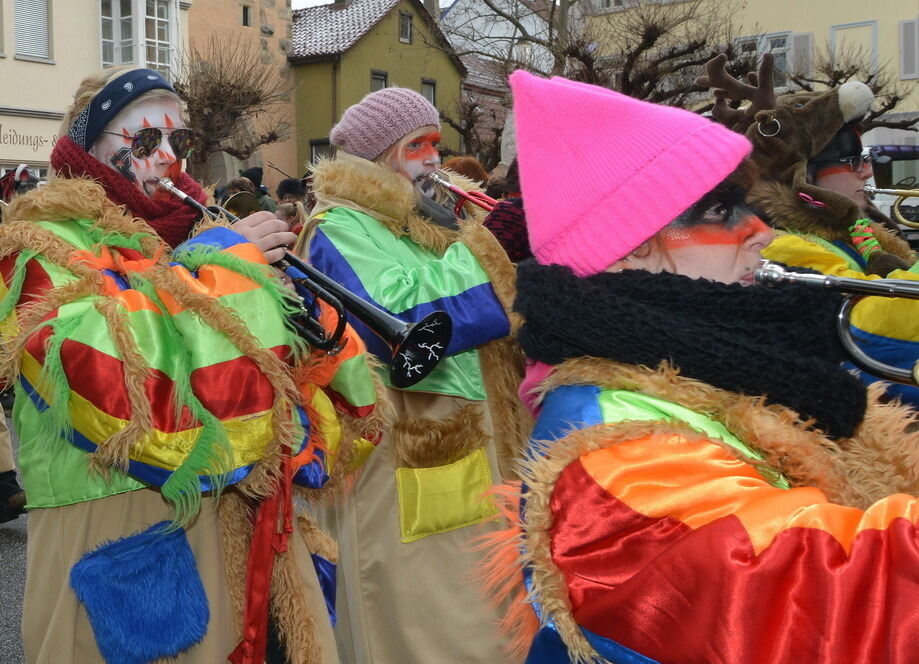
[516,261,868,439]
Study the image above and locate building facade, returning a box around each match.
[0,0,191,180]
[588,0,919,145]
[289,0,465,168]
[186,0,298,192]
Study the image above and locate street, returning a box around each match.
[0,423,26,664]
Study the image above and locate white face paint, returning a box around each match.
[90,97,186,200]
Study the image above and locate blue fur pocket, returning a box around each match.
[70,521,209,664]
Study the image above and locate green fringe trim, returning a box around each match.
[127,273,233,528]
[172,243,310,360]
[0,250,36,323]
[72,218,154,253]
[33,316,81,450]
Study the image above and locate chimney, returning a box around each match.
[423,0,439,19]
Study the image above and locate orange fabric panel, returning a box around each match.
[579,434,919,556]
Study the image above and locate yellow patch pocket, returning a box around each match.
[395,447,498,543]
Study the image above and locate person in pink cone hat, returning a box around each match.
[482,71,919,664]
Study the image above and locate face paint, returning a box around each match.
[814,161,873,210]
[90,97,186,200]
[395,130,441,195]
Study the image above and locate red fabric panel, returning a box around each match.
[549,459,919,664]
[24,326,287,431]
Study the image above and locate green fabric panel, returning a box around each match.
[598,389,790,489]
[318,207,491,314]
[377,348,486,400]
[329,354,377,408]
[14,389,145,509]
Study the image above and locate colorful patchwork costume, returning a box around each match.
[1,176,379,663]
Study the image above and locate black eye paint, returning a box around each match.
[110,147,137,183]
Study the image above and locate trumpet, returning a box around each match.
[863,184,919,229]
[755,260,919,384]
[427,171,497,216]
[156,177,452,388]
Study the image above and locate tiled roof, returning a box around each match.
[290,0,400,60]
[461,54,508,95]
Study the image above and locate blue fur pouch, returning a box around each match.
[70,521,209,664]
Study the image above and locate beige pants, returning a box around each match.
[0,414,14,473]
[23,489,340,664]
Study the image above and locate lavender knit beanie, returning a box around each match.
[330,88,441,161]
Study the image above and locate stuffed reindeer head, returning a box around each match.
[697,54,911,273]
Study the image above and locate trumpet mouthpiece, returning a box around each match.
[427,171,449,186]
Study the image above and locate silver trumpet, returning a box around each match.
[755,260,919,384]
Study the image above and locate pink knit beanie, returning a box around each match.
[511,71,753,277]
[330,87,441,161]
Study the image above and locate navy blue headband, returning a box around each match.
[69,69,176,151]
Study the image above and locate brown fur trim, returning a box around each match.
[217,491,253,640]
[311,155,416,225]
[297,512,338,563]
[460,221,521,331]
[88,297,154,473]
[839,383,919,499]
[392,404,487,468]
[270,544,322,664]
[747,179,853,241]
[868,222,915,263]
[478,337,531,481]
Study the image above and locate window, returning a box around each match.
[242,5,251,27]
[15,0,50,60]
[145,0,172,76]
[101,1,175,76]
[734,32,804,90]
[371,70,388,91]
[766,35,789,88]
[900,18,918,79]
[310,139,333,163]
[421,79,436,106]
[399,11,412,44]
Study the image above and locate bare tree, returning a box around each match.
[439,97,505,171]
[173,36,292,182]
[789,42,918,132]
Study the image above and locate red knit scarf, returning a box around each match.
[50,136,207,249]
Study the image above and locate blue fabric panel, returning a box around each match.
[310,228,509,359]
[102,269,131,291]
[526,625,577,663]
[311,553,337,627]
[176,226,250,252]
[583,626,660,664]
[848,325,919,406]
[832,239,868,270]
[70,522,209,664]
[530,385,604,452]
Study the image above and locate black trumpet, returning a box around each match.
[155,177,452,388]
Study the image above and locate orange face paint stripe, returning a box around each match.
[661,217,768,249]
[578,435,919,556]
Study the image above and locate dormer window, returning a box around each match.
[399,12,412,44]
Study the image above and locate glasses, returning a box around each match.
[101,127,195,160]
[816,154,870,173]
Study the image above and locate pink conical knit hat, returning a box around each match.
[511,71,753,277]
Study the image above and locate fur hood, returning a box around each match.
[533,357,919,509]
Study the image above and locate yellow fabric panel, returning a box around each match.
[579,432,919,556]
[395,447,498,543]
[20,351,272,471]
[763,234,919,341]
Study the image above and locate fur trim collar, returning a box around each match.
[534,358,919,507]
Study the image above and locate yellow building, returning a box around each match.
[589,0,919,145]
[186,0,298,193]
[289,0,465,169]
[0,0,191,180]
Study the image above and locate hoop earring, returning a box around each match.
[757,118,781,137]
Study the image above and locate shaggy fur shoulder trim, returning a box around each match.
[310,155,415,224]
[748,179,851,241]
